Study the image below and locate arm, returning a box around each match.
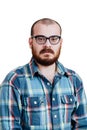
[71,76,87,129]
[0,80,22,130]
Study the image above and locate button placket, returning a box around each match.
[52,112,59,125]
[52,95,58,107]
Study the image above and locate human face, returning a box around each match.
[29,23,62,66]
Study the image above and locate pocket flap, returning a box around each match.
[23,96,45,108]
[29,97,40,108]
[61,95,75,104]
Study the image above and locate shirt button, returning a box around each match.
[34,101,37,104]
[70,98,73,102]
[52,97,55,101]
[47,82,50,86]
[54,114,57,118]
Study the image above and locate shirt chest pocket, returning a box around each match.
[61,94,75,122]
[61,94,75,104]
[21,96,47,126]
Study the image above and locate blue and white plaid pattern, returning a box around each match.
[0,58,87,130]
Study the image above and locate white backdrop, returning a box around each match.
[0,0,87,95]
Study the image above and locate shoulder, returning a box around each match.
[66,67,83,93]
[58,61,82,80]
[58,61,83,91]
[66,67,82,82]
[1,63,31,86]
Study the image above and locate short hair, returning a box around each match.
[30,18,62,36]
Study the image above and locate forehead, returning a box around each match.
[33,23,61,36]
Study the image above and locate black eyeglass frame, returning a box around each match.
[31,35,61,45]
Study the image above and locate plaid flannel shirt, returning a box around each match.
[0,58,87,130]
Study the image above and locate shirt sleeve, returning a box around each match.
[0,77,22,130]
[71,74,87,129]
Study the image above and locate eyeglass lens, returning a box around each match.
[32,35,61,45]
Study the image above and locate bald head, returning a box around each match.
[30,18,62,36]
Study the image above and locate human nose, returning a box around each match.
[44,39,51,47]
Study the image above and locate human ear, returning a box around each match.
[28,38,33,48]
[60,38,63,47]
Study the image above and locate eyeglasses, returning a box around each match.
[31,35,61,45]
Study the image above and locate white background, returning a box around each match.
[0,0,87,95]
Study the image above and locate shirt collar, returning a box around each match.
[56,61,71,76]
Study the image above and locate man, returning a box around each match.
[0,18,87,130]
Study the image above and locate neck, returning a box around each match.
[37,63,57,83]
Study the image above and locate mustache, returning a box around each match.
[40,48,54,54]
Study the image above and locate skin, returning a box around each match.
[29,22,63,82]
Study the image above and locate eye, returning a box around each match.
[50,36,58,41]
[36,36,46,43]
[37,37,44,41]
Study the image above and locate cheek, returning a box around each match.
[54,45,61,52]
[32,45,41,54]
